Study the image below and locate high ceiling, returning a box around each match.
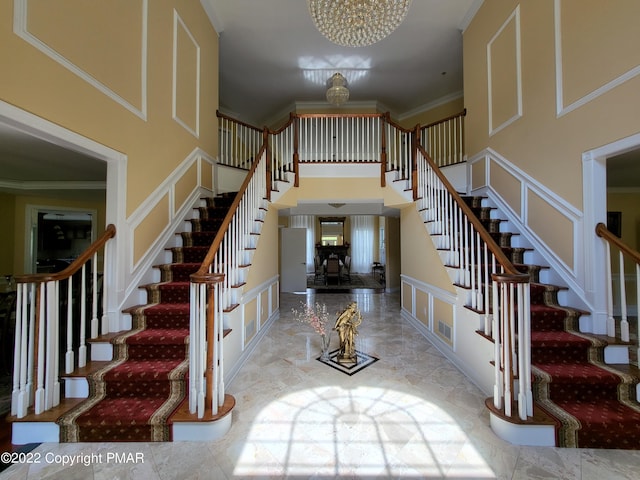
[207,0,481,125]
[0,0,637,197]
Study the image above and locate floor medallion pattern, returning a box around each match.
[316,349,379,376]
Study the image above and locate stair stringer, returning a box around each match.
[270,170,295,203]
[475,185,593,322]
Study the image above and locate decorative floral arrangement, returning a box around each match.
[291,301,330,336]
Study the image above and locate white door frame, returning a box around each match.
[0,100,128,333]
[582,131,640,334]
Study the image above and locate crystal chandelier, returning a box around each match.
[326,73,350,105]
[308,0,412,47]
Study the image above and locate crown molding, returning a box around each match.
[397,91,464,122]
[459,0,485,33]
[200,0,223,35]
[0,179,106,192]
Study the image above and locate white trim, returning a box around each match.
[554,0,640,117]
[299,163,380,178]
[126,148,215,282]
[199,0,224,35]
[468,148,588,308]
[13,0,148,120]
[172,10,201,138]
[0,179,105,191]
[459,0,484,33]
[487,5,522,136]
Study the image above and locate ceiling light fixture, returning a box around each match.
[308,0,412,47]
[326,73,349,106]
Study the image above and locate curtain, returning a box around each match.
[289,215,315,273]
[350,215,375,273]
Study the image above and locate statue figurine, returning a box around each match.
[333,302,362,364]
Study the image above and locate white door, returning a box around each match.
[280,228,307,292]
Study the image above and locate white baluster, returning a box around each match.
[26,283,36,405]
[604,242,615,337]
[492,279,502,410]
[65,276,74,374]
[79,265,87,367]
[91,252,99,338]
[11,283,24,417]
[34,285,46,414]
[503,282,512,417]
[619,251,629,341]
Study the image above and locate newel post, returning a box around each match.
[412,124,420,200]
[263,127,272,201]
[293,114,300,187]
[380,113,388,187]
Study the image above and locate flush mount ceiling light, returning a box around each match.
[326,73,349,106]
[308,0,412,47]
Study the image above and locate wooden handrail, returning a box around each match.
[216,110,262,132]
[384,111,414,134]
[422,109,467,130]
[14,224,116,284]
[417,144,522,277]
[192,144,268,279]
[295,112,384,119]
[267,114,295,136]
[596,222,640,264]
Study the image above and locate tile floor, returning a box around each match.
[2,291,640,479]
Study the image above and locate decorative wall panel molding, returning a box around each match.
[14,0,148,120]
[172,10,201,138]
[486,5,522,136]
[554,0,640,117]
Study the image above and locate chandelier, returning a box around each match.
[308,0,412,47]
[326,73,349,106]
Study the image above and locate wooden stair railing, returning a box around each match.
[596,222,640,361]
[415,145,533,420]
[189,144,269,418]
[11,224,116,418]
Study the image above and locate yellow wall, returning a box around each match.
[400,96,465,130]
[245,207,279,290]
[400,206,455,293]
[0,0,219,265]
[464,0,640,271]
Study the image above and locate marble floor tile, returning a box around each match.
[1,291,638,479]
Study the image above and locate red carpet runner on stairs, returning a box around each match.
[58,194,235,442]
[465,196,640,449]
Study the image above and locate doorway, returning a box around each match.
[582,132,640,333]
[26,206,98,274]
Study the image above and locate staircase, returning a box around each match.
[56,193,237,442]
[462,195,640,449]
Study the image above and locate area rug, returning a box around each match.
[317,349,379,376]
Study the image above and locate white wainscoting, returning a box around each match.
[468,148,589,311]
